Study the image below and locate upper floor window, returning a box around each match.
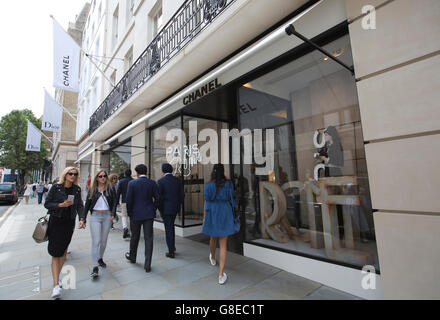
[110,70,117,89]
[125,47,134,72]
[152,4,163,39]
[98,2,102,19]
[112,5,119,49]
[126,0,134,25]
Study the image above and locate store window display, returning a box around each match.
[238,35,378,270]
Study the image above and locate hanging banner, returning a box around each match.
[52,18,80,92]
[42,90,63,132]
[26,121,42,152]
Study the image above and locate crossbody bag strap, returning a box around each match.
[100,191,111,209]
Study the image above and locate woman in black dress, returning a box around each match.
[44,167,85,299]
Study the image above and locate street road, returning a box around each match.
[0,203,12,219]
[0,202,16,230]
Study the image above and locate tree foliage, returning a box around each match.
[0,109,49,184]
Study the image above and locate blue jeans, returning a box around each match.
[37,193,43,204]
[90,211,112,268]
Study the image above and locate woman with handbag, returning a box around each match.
[108,173,119,229]
[202,164,237,285]
[84,170,117,279]
[44,167,85,299]
[23,181,33,204]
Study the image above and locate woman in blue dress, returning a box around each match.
[202,164,236,285]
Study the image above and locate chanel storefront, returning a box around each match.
[103,0,382,299]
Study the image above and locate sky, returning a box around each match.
[0,0,89,119]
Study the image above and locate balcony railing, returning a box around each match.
[89,0,236,135]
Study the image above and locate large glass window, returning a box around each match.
[238,35,379,270]
[150,115,229,228]
[182,116,229,227]
[109,144,131,177]
[151,117,182,224]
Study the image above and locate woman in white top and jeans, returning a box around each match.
[84,170,117,278]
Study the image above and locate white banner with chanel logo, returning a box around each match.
[42,90,63,133]
[52,18,80,92]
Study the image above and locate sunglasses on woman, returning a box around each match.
[67,172,79,177]
[98,175,108,179]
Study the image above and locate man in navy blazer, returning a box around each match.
[125,164,159,272]
[158,164,184,258]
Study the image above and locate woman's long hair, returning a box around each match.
[211,164,227,195]
[89,170,111,200]
[58,167,80,186]
[108,173,118,186]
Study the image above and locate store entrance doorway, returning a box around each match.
[182,86,243,255]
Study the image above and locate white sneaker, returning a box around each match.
[219,273,228,285]
[51,285,62,299]
[209,253,216,266]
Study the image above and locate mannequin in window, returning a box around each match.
[319,126,344,177]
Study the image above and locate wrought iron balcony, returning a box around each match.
[89,0,236,135]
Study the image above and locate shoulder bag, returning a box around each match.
[32,215,49,243]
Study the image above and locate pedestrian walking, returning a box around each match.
[84,170,117,279]
[158,164,184,259]
[43,182,49,202]
[116,169,133,240]
[109,173,119,228]
[37,181,45,205]
[47,181,53,193]
[23,181,33,204]
[124,164,159,273]
[31,182,37,199]
[44,167,85,299]
[202,164,237,285]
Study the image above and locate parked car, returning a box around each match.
[0,183,18,204]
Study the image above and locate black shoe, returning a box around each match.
[123,228,131,239]
[166,252,175,259]
[125,252,135,264]
[90,267,99,278]
[98,259,107,268]
[144,266,151,273]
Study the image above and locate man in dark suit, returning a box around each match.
[158,164,184,259]
[125,164,159,272]
[116,169,134,240]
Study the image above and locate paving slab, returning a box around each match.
[0,198,362,300]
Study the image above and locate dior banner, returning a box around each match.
[26,121,42,152]
[52,19,80,92]
[42,90,63,133]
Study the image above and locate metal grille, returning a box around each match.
[89,0,235,134]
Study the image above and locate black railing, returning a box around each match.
[89,0,236,135]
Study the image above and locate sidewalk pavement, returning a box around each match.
[0,198,361,300]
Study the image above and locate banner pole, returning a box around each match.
[82,49,116,88]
